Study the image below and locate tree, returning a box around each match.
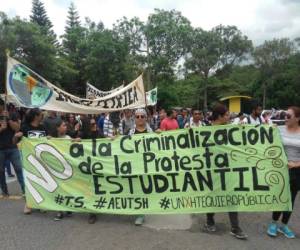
[30,0,57,46]
[145,9,192,86]
[114,10,192,89]
[186,25,252,110]
[85,29,131,91]
[253,38,296,108]
[61,2,88,95]
[113,17,146,83]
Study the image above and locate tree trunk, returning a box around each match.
[203,73,208,112]
[146,38,151,91]
[262,82,266,109]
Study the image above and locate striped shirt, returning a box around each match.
[103,116,123,137]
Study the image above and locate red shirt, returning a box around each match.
[160,118,179,131]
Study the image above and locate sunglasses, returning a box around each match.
[285,114,292,119]
[135,115,145,119]
[90,122,96,125]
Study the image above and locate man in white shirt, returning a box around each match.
[184,109,204,128]
[243,101,263,125]
[232,112,246,125]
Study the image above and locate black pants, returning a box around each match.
[207,212,239,228]
[272,181,298,225]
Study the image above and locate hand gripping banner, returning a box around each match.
[21,125,291,214]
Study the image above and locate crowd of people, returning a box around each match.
[0,97,300,240]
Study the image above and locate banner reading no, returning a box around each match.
[21,125,292,214]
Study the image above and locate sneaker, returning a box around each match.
[135,215,145,226]
[54,212,64,221]
[267,222,278,237]
[2,192,9,198]
[230,227,248,239]
[278,225,295,239]
[204,223,217,232]
[88,214,97,224]
[23,205,32,215]
[65,211,72,217]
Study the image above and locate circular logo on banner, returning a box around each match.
[150,89,157,103]
[9,64,53,108]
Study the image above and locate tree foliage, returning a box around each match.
[0,3,299,110]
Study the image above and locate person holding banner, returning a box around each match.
[13,108,47,214]
[267,106,300,239]
[0,98,25,197]
[204,103,248,240]
[129,108,153,225]
[51,119,73,221]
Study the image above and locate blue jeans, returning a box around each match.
[4,159,13,175]
[0,148,25,195]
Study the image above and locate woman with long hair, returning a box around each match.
[267,106,300,238]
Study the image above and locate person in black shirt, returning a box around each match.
[203,104,247,240]
[0,98,25,197]
[79,116,102,224]
[13,108,47,214]
[21,108,46,138]
[129,109,152,225]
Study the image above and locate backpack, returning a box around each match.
[247,115,262,124]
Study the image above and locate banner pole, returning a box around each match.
[3,49,10,112]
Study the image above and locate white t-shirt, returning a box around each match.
[232,117,246,125]
[243,115,262,125]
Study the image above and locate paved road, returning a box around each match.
[0,180,300,250]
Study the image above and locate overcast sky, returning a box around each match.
[1,0,300,45]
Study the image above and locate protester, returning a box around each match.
[121,109,134,135]
[129,108,153,225]
[21,108,47,138]
[232,112,246,125]
[78,116,102,224]
[65,113,80,138]
[0,98,25,197]
[51,119,73,221]
[103,112,123,138]
[4,160,14,177]
[14,108,47,214]
[43,111,61,136]
[184,109,204,128]
[243,101,263,125]
[160,109,179,131]
[177,108,189,129]
[157,108,166,130]
[147,107,159,131]
[267,106,300,239]
[262,111,273,125]
[204,103,248,239]
[97,113,106,137]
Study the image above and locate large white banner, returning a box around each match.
[86,82,124,99]
[6,56,146,114]
[87,82,157,106]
